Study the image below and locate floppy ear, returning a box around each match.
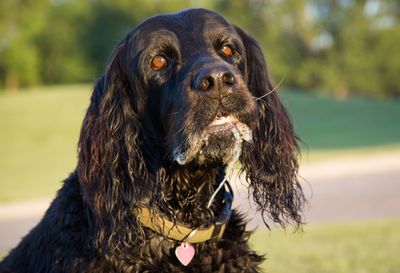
[77,40,151,233]
[236,26,304,228]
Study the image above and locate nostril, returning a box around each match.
[222,72,236,86]
[194,67,235,92]
[198,76,213,91]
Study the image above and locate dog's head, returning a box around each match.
[78,8,303,231]
[104,9,259,167]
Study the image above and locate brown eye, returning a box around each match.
[220,45,234,57]
[151,55,167,71]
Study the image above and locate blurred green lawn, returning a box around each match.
[281,89,400,149]
[0,85,400,202]
[0,85,91,202]
[250,220,400,273]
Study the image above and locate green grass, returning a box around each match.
[0,85,399,202]
[250,220,400,273]
[300,143,400,163]
[281,90,400,150]
[0,85,91,202]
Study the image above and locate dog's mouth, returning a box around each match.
[173,115,252,165]
[205,116,238,134]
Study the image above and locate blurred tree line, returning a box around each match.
[0,0,399,98]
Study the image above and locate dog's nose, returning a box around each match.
[193,66,237,96]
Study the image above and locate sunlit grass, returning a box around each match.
[300,143,400,163]
[281,90,400,150]
[0,84,91,202]
[250,220,400,273]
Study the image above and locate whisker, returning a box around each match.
[253,75,286,101]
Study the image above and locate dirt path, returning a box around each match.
[1,151,399,254]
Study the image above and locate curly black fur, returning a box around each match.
[0,9,304,273]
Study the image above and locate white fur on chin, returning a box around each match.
[173,115,252,165]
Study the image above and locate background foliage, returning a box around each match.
[0,0,399,98]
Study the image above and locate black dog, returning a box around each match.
[0,9,304,272]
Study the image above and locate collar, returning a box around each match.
[138,188,233,244]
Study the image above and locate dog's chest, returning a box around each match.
[121,220,263,273]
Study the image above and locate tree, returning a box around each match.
[0,0,50,90]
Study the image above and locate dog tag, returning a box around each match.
[175,242,195,266]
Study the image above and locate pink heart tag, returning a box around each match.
[175,242,195,266]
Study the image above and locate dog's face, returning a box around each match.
[124,9,257,166]
[79,8,303,233]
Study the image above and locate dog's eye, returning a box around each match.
[220,45,234,58]
[151,55,168,71]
